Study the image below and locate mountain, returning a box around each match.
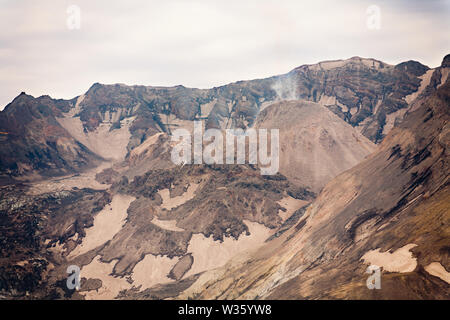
[176,55,450,300]
[57,56,440,145]
[0,93,100,183]
[1,55,446,181]
[0,54,448,300]
[255,100,375,192]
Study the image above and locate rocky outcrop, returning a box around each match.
[0,184,111,298]
[0,93,101,180]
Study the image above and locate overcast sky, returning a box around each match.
[1,0,449,109]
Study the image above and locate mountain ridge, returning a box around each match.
[2,55,447,180]
[0,54,448,300]
[176,65,450,300]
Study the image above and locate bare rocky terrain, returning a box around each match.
[255,100,375,192]
[0,54,448,300]
[176,55,450,300]
[1,55,445,181]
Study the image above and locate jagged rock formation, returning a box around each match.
[2,55,447,181]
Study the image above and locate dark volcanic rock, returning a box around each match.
[0,94,101,180]
[0,185,111,298]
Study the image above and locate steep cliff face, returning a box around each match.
[177,58,450,300]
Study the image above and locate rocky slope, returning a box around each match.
[255,100,375,192]
[0,54,448,300]
[0,164,312,299]
[0,94,101,182]
[2,55,447,181]
[177,57,450,300]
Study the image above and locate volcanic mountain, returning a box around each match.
[255,100,375,192]
[0,94,101,184]
[177,55,450,300]
[1,55,446,181]
[0,54,448,300]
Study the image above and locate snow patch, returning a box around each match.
[131,254,179,290]
[183,220,273,278]
[158,183,199,211]
[277,196,308,221]
[57,114,134,161]
[80,255,130,300]
[405,69,435,104]
[151,217,185,232]
[361,244,417,273]
[424,262,450,284]
[69,194,136,258]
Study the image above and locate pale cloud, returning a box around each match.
[0,0,449,109]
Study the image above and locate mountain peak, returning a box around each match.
[294,56,388,73]
[441,53,450,68]
[86,82,105,92]
[4,91,35,110]
[395,60,429,76]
